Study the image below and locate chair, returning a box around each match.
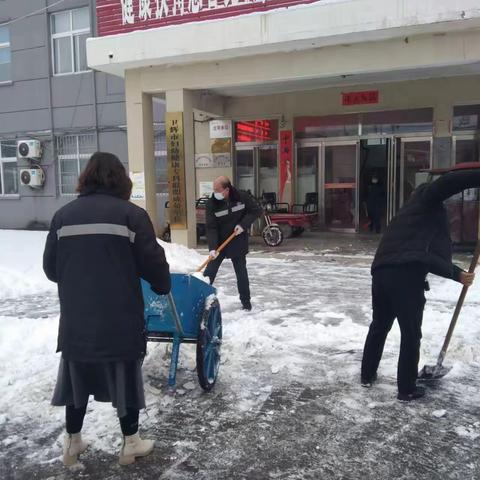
[261,192,290,213]
[292,192,318,214]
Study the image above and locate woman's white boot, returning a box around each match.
[119,433,154,465]
[63,433,88,466]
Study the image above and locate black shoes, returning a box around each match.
[397,386,426,402]
[241,301,252,311]
[361,373,377,388]
[361,374,426,401]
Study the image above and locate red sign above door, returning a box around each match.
[342,90,379,106]
[97,1,321,37]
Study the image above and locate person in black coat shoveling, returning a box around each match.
[204,176,262,311]
[43,152,171,466]
[361,168,479,401]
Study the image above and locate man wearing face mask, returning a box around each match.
[204,176,262,311]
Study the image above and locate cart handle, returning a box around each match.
[196,232,237,272]
[167,292,185,337]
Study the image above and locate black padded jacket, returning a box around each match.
[43,191,171,362]
[372,170,480,280]
[205,187,262,258]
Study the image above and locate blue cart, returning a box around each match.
[142,273,222,391]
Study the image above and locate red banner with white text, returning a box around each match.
[97,0,321,37]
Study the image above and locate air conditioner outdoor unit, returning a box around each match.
[20,167,45,188]
[17,139,42,159]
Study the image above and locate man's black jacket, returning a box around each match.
[206,187,262,258]
[372,170,480,280]
[43,191,171,362]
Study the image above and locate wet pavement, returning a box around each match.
[1,233,480,480]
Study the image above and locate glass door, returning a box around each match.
[258,145,278,197]
[451,135,480,243]
[296,145,319,210]
[235,145,278,198]
[400,138,432,206]
[323,141,359,232]
[236,147,255,195]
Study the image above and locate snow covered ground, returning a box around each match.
[1,230,480,479]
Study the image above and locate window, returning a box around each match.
[453,105,480,132]
[0,25,11,83]
[155,132,168,194]
[0,141,18,195]
[51,8,90,75]
[294,109,434,139]
[295,115,360,139]
[57,134,96,194]
[361,108,433,135]
[455,137,480,164]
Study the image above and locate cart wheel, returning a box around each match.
[197,298,222,391]
[262,225,283,247]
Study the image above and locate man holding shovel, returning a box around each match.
[361,167,480,401]
[204,176,262,311]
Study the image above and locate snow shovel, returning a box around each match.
[418,241,480,380]
[196,232,237,272]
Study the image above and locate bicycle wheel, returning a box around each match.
[262,225,283,247]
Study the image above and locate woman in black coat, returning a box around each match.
[43,152,170,466]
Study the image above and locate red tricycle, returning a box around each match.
[260,192,319,242]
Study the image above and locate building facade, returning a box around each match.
[88,0,480,248]
[0,0,167,230]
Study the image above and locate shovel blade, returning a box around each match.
[418,364,452,380]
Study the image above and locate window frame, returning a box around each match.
[0,141,19,197]
[57,134,96,196]
[50,7,91,76]
[0,24,11,85]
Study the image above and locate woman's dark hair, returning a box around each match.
[77,152,132,200]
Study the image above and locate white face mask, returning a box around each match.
[214,192,225,201]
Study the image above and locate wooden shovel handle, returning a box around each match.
[196,232,237,272]
[438,241,480,361]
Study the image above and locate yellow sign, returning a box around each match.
[166,112,187,229]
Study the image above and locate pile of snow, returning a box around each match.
[0,230,54,299]
[0,231,207,301]
[158,239,205,274]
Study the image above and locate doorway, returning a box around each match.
[359,139,389,234]
[324,141,358,231]
[294,135,433,233]
[296,141,358,231]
